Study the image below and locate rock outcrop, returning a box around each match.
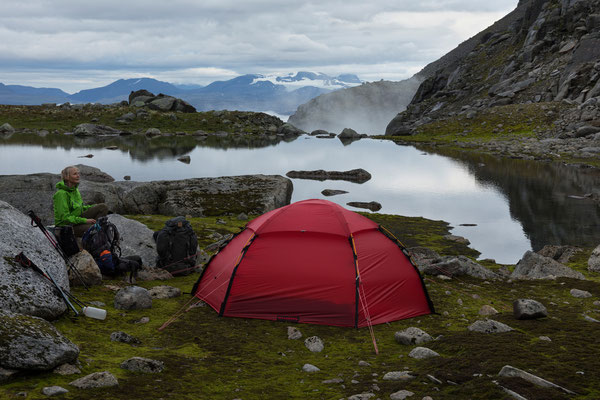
[286,168,371,183]
[129,90,196,113]
[0,169,293,225]
[511,250,586,280]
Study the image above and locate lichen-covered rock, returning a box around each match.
[69,371,118,389]
[513,299,548,320]
[408,347,440,360]
[120,357,164,373]
[287,326,302,340]
[114,286,152,310]
[423,256,499,280]
[304,336,324,352]
[302,363,320,372]
[511,251,585,280]
[0,310,79,370]
[148,285,181,299]
[394,327,433,345]
[110,331,141,345]
[383,371,416,381]
[0,201,69,319]
[589,244,600,273]
[570,289,593,298]
[468,319,514,334]
[73,123,123,136]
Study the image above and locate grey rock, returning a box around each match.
[423,256,499,280]
[148,96,176,112]
[408,347,440,360]
[383,371,415,381]
[107,214,156,268]
[358,360,371,367]
[570,289,593,298]
[0,123,15,133]
[348,393,376,400]
[0,310,79,370]
[286,168,371,183]
[53,363,81,375]
[322,377,344,384]
[444,234,470,245]
[575,125,600,138]
[75,164,115,182]
[114,286,152,310]
[513,299,548,319]
[0,201,69,319]
[498,365,576,395]
[589,244,600,272]
[394,327,433,345]
[338,128,362,138]
[277,123,305,137]
[321,189,348,197]
[128,89,154,104]
[120,357,164,373]
[390,390,414,400]
[110,331,141,344]
[68,250,102,287]
[42,386,69,396]
[511,251,585,280]
[407,247,442,269]
[479,305,499,316]
[117,112,136,123]
[302,363,320,372]
[69,371,119,389]
[468,319,514,333]
[73,123,122,136]
[310,129,329,136]
[148,285,181,299]
[304,336,324,352]
[136,266,173,281]
[0,367,18,382]
[346,201,382,212]
[538,245,582,264]
[177,155,191,164]
[287,326,302,340]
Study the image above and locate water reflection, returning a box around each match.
[1,133,598,264]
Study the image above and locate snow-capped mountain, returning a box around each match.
[0,72,362,116]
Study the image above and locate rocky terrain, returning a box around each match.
[384,0,600,169]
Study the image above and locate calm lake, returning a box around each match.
[1,133,599,264]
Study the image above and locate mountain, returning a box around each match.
[0,83,69,105]
[288,78,422,134]
[0,72,359,115]
[68,78,183,104]
[385,0,600,137]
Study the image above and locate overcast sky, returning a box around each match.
[0,0,518,93]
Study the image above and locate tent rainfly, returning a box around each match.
[192,199,434,328]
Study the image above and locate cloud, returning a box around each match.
[0,0,519,91]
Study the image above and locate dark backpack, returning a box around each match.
[82,216,121,275]
[154,216,198,276]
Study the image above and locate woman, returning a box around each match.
[53,166,109,237]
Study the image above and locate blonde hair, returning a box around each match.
[61,166,78,182]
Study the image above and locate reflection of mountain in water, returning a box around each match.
[0,133,292,162]
[428,147,600,250]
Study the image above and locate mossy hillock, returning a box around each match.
[1,213,599,399]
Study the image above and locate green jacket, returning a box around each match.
[53,180,92,226]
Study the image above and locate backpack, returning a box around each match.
[55,225,80,257]
[154,216,198,276]
[82,216,121,275]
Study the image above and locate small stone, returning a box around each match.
[383,371,415,381]
[237,213,248,221]
[287,326,302,340]
[177,155,191,164]
[120,357,164,373]
[390,390,414,400]
[394,327,433,345]
[348,393,375,400]
[42,386,68,396]
[53,363,81,375]
[570,289,592,298]
[304,336,324,352]
[134,317,150,324]
[408,347,440,360]
[302,363,320,372]
[479,305,499,316]
[69,371,119,389]
[110,331,141,344]
[358,360,371,367]
[322,378,344,384]
[123,175,131,181]
[539,336,552,342]
[468,319,514,333]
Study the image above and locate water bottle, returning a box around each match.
[82,306,107,320]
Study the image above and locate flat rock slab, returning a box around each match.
[0,310,79,370]
[148,285,182,299]
[468,319,514,333]
[286,168,371,183]
[346,201,382,212]
[395,327,433,345]
[498,365,576,395]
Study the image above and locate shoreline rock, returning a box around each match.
[286,168,371,183]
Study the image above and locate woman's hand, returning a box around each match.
[86,219,96,224]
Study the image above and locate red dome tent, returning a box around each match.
[192,199,434,328]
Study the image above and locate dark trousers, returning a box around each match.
[73,203,109,237]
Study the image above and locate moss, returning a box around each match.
[2,214,599,399]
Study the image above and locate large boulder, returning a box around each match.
[107,214,156,268]
[0,201,69,319]
[0,310,79,370]
[511,251,585,280]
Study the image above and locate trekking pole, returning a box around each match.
[15,252,79,316]
[27,210,89,289]
[14,252,107,320]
